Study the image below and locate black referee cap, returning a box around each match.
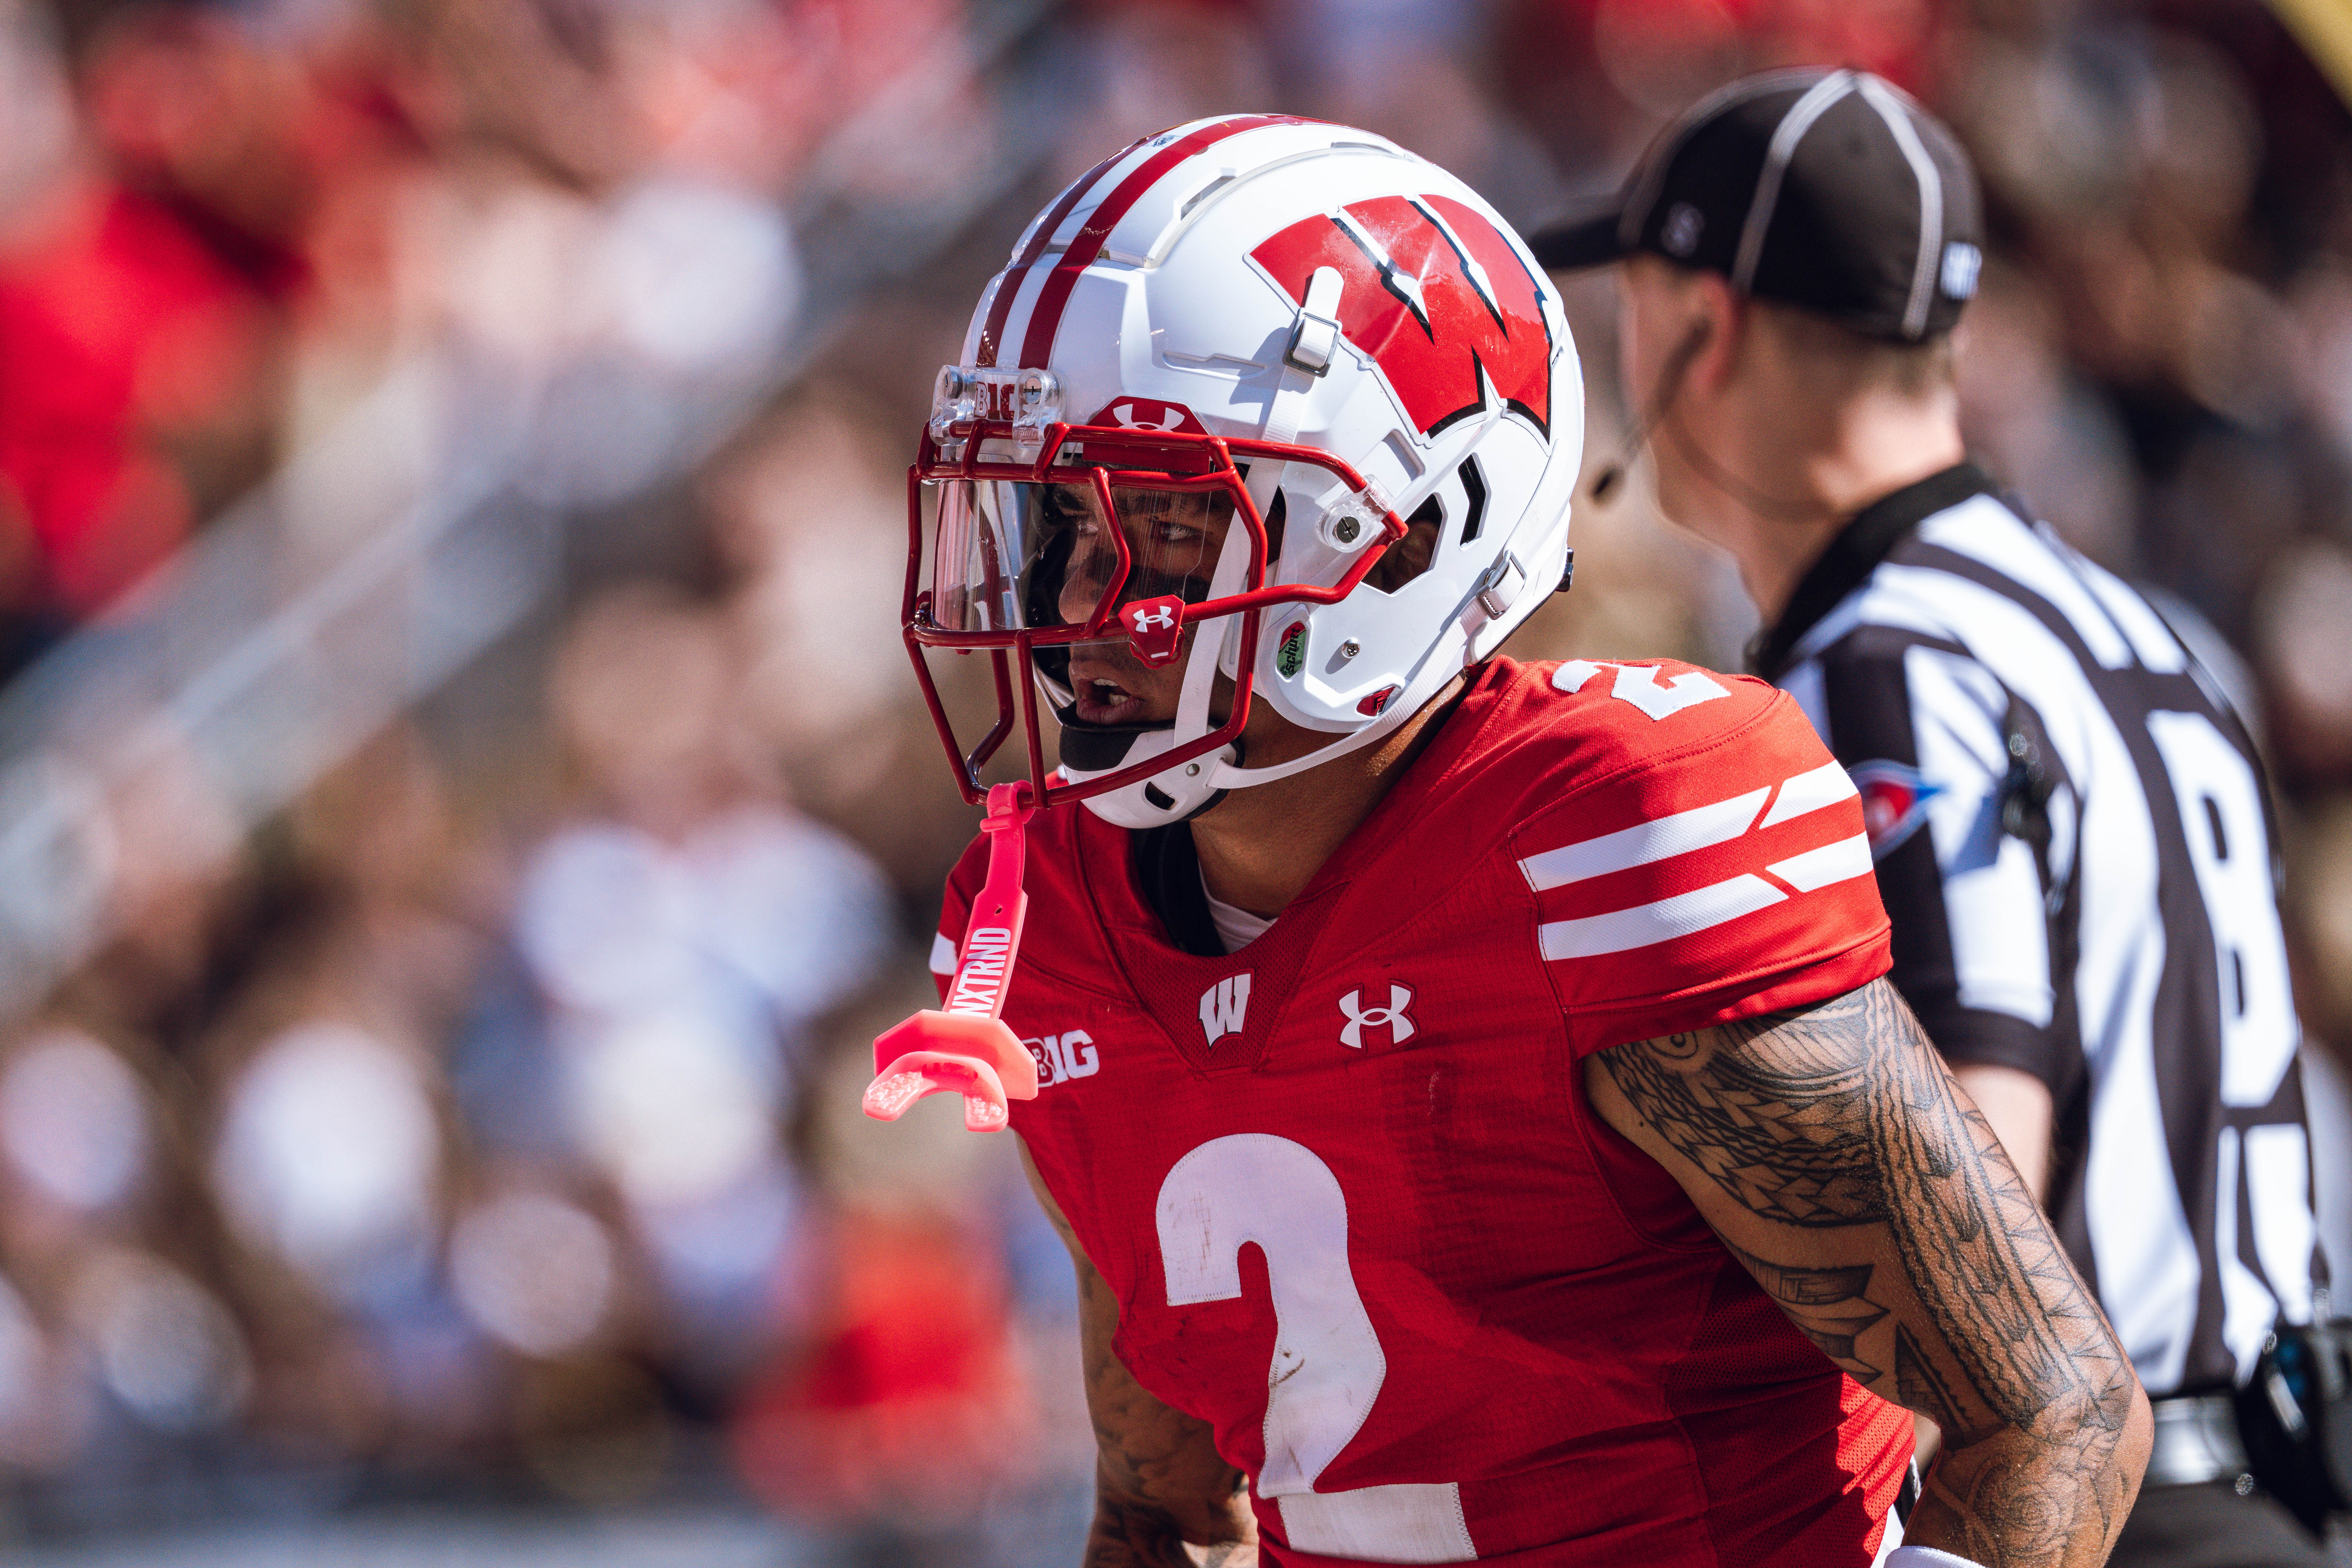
[1532,68,1984,342]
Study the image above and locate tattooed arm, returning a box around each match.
[1018,1140,1257,1568]
[1585,978,2150,1568]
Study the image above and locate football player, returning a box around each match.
[866,115,2151,1567]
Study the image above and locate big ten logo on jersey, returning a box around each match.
[1249,194,1552,441]
[1199,973,1253,1047]
[1552,659,1730,722]
[1336,982,1416,1051]
[1023,1030,1100,1089]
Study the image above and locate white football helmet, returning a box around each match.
[906,113,1585,826]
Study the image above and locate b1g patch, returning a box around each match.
[1850,760,1943,859]
[1276,621,1307,679]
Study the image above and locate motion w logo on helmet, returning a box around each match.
[1250,194,1553,440]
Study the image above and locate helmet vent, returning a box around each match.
[1366,496,1443,594]
[1180,174,1237,217]
[1457,457,1489,544]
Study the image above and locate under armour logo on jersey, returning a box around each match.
[1023,1030,1101,1088]
[1199,974,1253,1046]
[1552,660,1730,722]
[1337,984,1415,1050]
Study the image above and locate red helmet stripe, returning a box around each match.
[1014,114,1313,372]
[976,140,1136,367]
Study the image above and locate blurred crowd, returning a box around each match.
[0,0,2346,1554]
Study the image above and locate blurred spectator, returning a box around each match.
[0,0,321,652]
[474,584,889,1390]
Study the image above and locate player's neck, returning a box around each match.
[1188,675,1469,920]
[1670,380,1964,627]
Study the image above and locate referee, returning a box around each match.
[1539,69,2329,1567]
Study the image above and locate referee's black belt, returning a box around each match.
[2144,1393,2252,1488]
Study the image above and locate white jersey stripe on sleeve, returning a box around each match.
[1518,787,1768,892]
[1759,759,1859,827]
[929,931,959,976]
[1766,830,1874,892]
[1538,875,1787,961]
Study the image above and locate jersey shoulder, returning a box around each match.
[1454,655,1819,816]
[1448,658,1888,1053]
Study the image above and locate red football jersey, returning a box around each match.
[933,658,1907,1566]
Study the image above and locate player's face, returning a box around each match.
[1055,485,1235,727]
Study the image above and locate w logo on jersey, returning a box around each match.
[1199,974,1253,1046]
[1337,984,1415,1050]
[1251,194,1552,439]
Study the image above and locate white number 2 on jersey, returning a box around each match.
[1551,659,1730,721]
[1156,1135,1477,1563]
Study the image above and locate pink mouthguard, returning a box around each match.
[863,783,1041,1133]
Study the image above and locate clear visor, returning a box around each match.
[928,478,1238,638]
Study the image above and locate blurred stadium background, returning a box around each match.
[0,0,2346,1561]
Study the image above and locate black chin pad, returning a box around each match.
[1055,705,1173,772]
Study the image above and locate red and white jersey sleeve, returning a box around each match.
[1506,657,1891,1055]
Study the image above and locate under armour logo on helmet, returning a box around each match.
[1086,397,1207,435]
[1337,983,1416,1050]
[1121,595,1187,668]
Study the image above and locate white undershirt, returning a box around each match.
[1201,873,1275,953]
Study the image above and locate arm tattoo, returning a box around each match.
[1897,1322,1967,1439]
[1594,1024,1882,1225]
[1599,981,2144,1568]
[1719,1237,1887,1383]
[1074,1256,1253,1567]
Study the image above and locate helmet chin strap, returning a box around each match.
[1170,504,1255,745]
[1208,689,1419,789]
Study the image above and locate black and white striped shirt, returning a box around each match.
[1754,463,2321,1398]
